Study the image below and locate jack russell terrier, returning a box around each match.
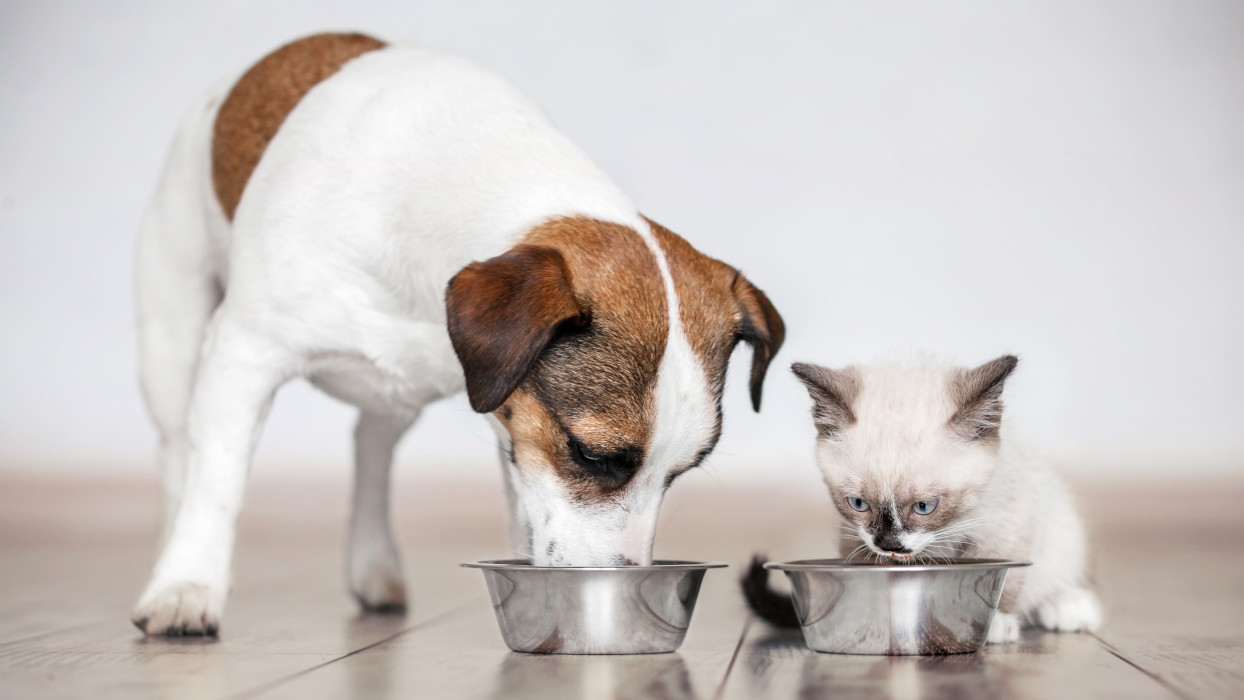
[132,33,784,636]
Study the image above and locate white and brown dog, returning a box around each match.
[132,33,784,636]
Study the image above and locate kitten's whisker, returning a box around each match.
[932,520,991,536]
[921,543,959,564]
[936,515,994,527]
[922,542,970,563]
[935,532,990,547]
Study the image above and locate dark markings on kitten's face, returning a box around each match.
[792,363,861,437]
[829,484,885,528]
[815,356,1019,562]
[869,507,909,552]
[830,483,972,555]
[903,496,966,532]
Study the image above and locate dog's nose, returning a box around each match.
[874,533,910,553]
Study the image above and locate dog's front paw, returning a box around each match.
[132,580,224,636]
[1036,588,1102,633]
[987,611,1020,644]
[349,539,407,612]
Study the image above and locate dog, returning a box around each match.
[132,33,784,636]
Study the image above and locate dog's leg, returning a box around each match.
[131,317,290,636]
[348,410,413,611]
[135,100,224,544]
[137,261,220,544]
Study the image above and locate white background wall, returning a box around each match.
[1,1,1241,487]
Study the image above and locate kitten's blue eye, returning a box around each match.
[847,497,870,512]
[913,499,939,515]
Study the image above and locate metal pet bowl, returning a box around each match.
[765,558,1031,655]
[462,559,726,654]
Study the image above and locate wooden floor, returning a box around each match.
[1,471,1241,699]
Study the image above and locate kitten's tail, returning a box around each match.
[741,554,800,628]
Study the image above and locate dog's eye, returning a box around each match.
[847,497,870,512]
[567,436,640,488]
[912,499,939,515]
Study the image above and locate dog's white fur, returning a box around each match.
[801,355,1103,644]
[133,46,718,634]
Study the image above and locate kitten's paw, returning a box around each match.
[349,537,407,612]
[987,611,1020,644]
[1036,588,1102,633]
[131,580,225,636]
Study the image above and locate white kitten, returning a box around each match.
[743,354,1102,643]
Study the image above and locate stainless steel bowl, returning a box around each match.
[462,559,726,654]
[765,558,1031,655]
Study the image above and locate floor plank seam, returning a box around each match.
[1092,633,1193,700]
[0,562,331,653]
[0,618,118,650]
[226,600,479,700]
[712,615,752,700]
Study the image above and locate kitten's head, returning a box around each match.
[791,354,1019,562]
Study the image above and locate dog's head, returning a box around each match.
[446,217,783,565]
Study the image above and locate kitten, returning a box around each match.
[744,354,1102,643]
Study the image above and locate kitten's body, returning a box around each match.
[745,355,1102,642]
[930,426,1101,640]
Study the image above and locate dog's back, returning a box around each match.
[212,33,387,220]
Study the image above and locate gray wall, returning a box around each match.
[1,1,1241,486]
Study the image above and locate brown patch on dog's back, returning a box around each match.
[212,33,386,219]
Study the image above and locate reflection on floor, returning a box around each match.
[0,471,1240,699]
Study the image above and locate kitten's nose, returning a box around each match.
[875,533,910,553]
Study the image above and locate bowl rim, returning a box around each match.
[764,558,1032,572]
[461,559,728,572]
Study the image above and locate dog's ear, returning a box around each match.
[446,246,586,413]
[732,274,785,412]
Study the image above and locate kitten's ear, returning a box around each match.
[950,354,1019,441]
[791,362,860,437]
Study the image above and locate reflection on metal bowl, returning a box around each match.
[765,559,1031,655]
[462,560,727,654]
